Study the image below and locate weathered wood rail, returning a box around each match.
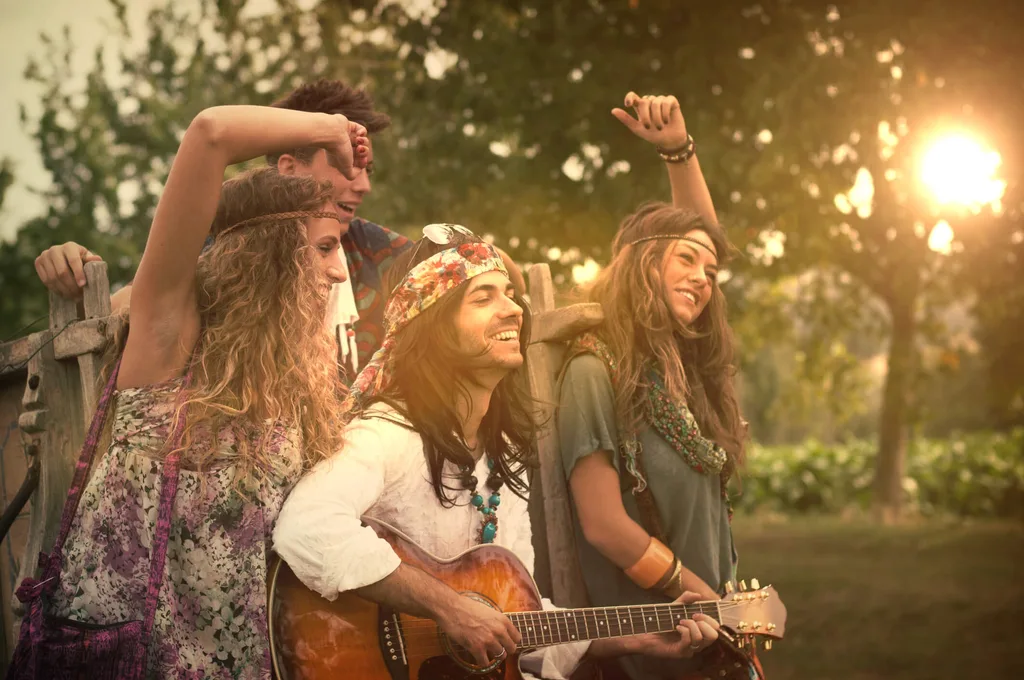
[524,263,602,609]
[0,262,120,658]
[0,260,597,665]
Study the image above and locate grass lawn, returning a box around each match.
[732,516,1024,680]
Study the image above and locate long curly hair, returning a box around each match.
[363,232,537,505]
[589,202,746,476]
[170,167,347,488]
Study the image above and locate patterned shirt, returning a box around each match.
[343,218,413,370]
[51,379,302,679]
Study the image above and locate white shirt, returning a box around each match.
[326,275,360,372]
[273,403,589,679]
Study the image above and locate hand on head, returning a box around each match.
[326,115,370,180]
[612,91,689,149]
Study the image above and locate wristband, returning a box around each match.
[624,537,676,589]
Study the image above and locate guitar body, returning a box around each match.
[269,519,542,680]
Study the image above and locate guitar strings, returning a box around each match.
[387,601,764,645]
[388,599,756,633]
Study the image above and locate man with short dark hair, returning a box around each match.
[268,79,412,371]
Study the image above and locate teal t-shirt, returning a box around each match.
[558,353,736,678]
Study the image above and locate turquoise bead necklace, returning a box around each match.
[461,458,502,544]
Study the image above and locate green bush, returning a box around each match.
[735,429,1024,517]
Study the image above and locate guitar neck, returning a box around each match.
[506,602,721,648]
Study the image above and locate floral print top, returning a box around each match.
[50,378,302,679]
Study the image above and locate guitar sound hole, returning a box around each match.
[419,655,505,679]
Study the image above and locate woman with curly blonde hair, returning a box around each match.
[17,105,368,679]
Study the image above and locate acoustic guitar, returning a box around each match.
[268,519,786,679]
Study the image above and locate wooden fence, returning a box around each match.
[0,261,597,668]
[0,262,119,661]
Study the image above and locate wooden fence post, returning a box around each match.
[5,262,116,640]
[13,319,86,616]
[525,264,603,608]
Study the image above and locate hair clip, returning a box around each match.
[422,223,474,245]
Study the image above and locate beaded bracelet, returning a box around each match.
[657,135,696,164]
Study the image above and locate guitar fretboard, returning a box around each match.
[506,603,721,648]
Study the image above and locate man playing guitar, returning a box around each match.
[272,225,723,678]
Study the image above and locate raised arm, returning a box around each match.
[119,105,367,388]
[612,92,717,224]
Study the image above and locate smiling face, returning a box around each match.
[661,229,720,326]
[453,270,524,374]
[305,200,347,285]
[281,139,375,231]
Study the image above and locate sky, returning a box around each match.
[0,0,127,239]
[0,0,374,242]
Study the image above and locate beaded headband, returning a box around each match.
[217,210,342,238]
[344,225,509,412]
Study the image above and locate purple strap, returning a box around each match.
[39,355,195,675]
[132,375,192,676]
[43,357,125,576]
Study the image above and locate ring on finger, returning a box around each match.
[689,642,702,650]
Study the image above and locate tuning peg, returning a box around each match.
[752,621,762,630]
[750,577,760,590]
[724,581,735,594]
[764,640,773,651]
[739,580,747,591]
[767,623,776,632]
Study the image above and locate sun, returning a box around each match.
[920,134,1006,209]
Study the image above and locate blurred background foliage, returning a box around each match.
[1,0,1022,518]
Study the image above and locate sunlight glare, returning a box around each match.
[921,135,1006,208]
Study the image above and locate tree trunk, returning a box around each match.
[873,293,917,523]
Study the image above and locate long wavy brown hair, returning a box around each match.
[589,202,746,476]
[169,167,347,488]
[362,233,537,505]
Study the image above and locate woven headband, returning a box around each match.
[217,210,342,238]
[344,227,509,413]
[626,233,718,260]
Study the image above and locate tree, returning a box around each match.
[6,0,1020,517]
[730,1,1022,519]
[1,0,380,338]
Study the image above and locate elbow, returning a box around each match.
[185,108,228,152]
[271,500,305,559]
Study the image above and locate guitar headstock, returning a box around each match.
[719,579,787,646]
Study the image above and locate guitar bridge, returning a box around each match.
[378,606,409,680]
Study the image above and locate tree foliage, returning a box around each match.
[2,0,1021,471]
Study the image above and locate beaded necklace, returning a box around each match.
[563,332,731,501]
[460,458,503,543]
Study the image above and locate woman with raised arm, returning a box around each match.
[10,106,367,679]
[557,93,754,679]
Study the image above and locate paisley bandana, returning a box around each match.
[344,230,508,412]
